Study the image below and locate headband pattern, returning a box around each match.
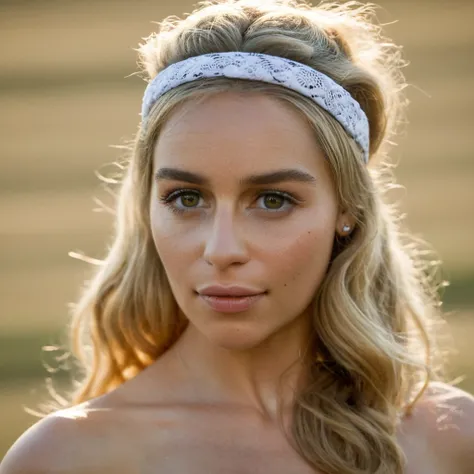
[142,52,369,162]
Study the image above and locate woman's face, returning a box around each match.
[150,91,345,350]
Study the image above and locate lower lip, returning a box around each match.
[199,293,265,313]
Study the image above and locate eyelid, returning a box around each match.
[160,186,304,202]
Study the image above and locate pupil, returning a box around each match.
[265,195,282,209]
[182,195,197,207]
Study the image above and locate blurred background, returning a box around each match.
[1,0,473,458]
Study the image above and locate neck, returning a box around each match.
[168,310,314,422]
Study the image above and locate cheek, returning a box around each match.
[149,202,191,276]
[268,219,336,304]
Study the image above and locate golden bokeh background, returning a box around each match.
[1,0,473,458]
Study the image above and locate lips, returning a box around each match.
[199,293,266,313]
[197,285,266,297]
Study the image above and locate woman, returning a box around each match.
[2,0,473,473]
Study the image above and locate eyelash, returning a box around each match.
[158,187,300,216]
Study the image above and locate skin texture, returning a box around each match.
[149,92,352,418]
[1,92,473,474]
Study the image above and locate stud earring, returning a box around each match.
[342,224,351,233]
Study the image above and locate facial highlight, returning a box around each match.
[149,91,343,350]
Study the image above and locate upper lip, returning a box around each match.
[197,285,266,297]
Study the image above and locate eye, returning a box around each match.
[255,192,294,212]
[158,189,203,215]
[158,188,300,215]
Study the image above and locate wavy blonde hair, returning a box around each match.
[43,1,449,473]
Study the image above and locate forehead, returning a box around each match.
[153,91,325,178]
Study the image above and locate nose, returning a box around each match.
[202,205,249,269]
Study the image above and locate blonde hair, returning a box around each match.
[44,1,448,473]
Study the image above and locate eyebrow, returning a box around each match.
[154,167,317,187]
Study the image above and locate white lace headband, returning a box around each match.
[141,52,370,162]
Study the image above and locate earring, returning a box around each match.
[342,224,351,233]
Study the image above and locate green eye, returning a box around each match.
[179,193,200,208]
[261,194,285,210]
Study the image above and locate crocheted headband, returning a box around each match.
[141,52,370,162]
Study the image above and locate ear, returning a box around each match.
[335,210,356,238]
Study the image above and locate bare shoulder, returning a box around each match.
[404,381,474,474]
[0,395,129,474]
